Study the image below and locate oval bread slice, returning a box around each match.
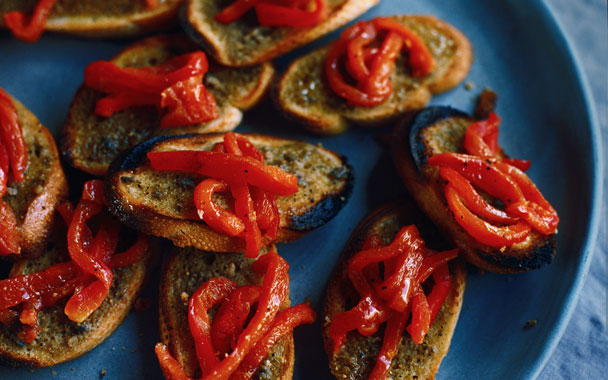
[105,132,354,253]
[182,0,379,67]
[275,15,473,135]
[2,96,68,259]
[323,200,466,380]
[391,106,557,273]
[61,34,275,176]
[159,246,293,379]
[0,229,154,367]
[0,0,183,38]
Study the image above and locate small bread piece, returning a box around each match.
[0,231,154,367]
[275,15,473,135]
[323,201,466,380]
[182,0,379,67]
[105,132,353,253]
[159,246,293,379]
[0,0,182,38]
[391,106,557,273]
[2,96,67,258]
[61,34,275,177]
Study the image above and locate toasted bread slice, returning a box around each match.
[105,132,353,253]
[182,0,379,67]
[159,246,293,379]
[61,35,275,177]
[323,200,466,380]
[2,96,67,258]
[275,15,473,135]
[0,0,182,38]
[391,106,557,273]
[0,228,154,367]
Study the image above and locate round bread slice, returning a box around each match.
[182,0,379,67]
[61,34,275,176]
[323,201,466,380]
[2,96,67,259]
[159,246,293,379]
[0,0,183,38]
[275,15,473,135]
[391,106,557,273]
[105,132,354,253]
[0,229,154,367]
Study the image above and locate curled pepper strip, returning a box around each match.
[326,17,435,107]
[328,225,457,376]
[84,51,218,128]
[148,133,298,258]
[3,0,57,43]
[156,251,314,380]
[0,88,28,183]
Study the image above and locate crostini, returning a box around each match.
[275,15,472,135]
[323,200,466,379]
[0,180,153,367]
[181,0,379,67]
[105,132,353,257]
[391,106,559,273]
[0,89,67,258]
[61,35,275,176]
[0,0,182,42]
[156,246,315,379]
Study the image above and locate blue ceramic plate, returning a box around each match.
[0,0,602,379]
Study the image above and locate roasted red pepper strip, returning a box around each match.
[155,343,192,380]
[428,153,524,205]
[189,277,238,375]
[109,232,150,268]
[427,263,451,323]
[254,0,327,27]
[194,179,245,236]
[148,151,298,196]
[160,75,219,128]
[326,17,434,106]
[444,184,530,247]
[210,285,261,357]
[3,0,57,42]
[368,309,409,380]
[215,0,259,24]
[231,303,316,380]
[439,167,518,224]
[0,141,9,196]
[251,187,279,239]
[0,88,28,182]
[231,183,263,258]
[405,285,431,344]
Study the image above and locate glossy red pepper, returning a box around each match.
[368,309,409,380]
[155,251,314,380]
[444,184,531,247]
[194,179,245,237]
[405,285,431,344]
[3,0,57,42]
[326,17,435,106]
[0,88,28,183]
[144,0,158,9]
[84,51,218,128]
[216,0,327,27]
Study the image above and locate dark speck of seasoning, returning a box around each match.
[523,319,538,330]
[120,176,134,184]
[329,166,349,180]
[244,170,248,173]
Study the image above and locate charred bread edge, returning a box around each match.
[180,0,380,67]
[105,132,354,241]
[323,200,466,378]
[158,247,295,379]
[395,106,556,272]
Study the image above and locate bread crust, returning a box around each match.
[182,0,379,67]
[105,132,354,253]
[0,0,183,38]
[158,246,294,379]
[323,201,466,380]
[61,34,275,176]
[391,106,557,273]
[0,232,155,367]
[275,15,473,135]
[2,96,68,259]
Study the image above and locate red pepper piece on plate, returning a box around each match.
[3,0,57,42]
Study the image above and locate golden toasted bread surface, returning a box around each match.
[2,97,67,258]
[183,0,378,66]
[323,201,466,380]
[159,247,293,379]
[276,15,473,135]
